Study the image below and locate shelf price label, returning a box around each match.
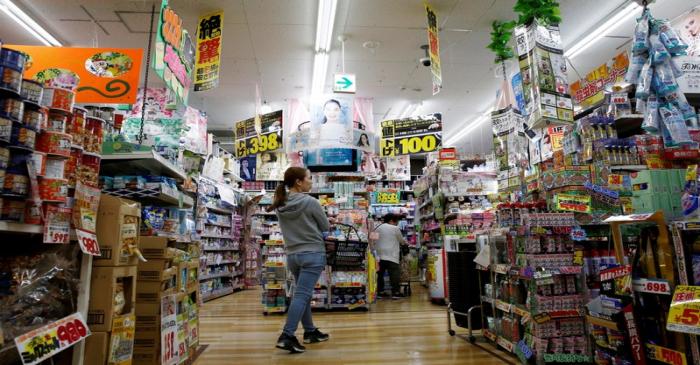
[14,312,90,365]
[646,343,687,365]
[667,285,700,335]
[633,278,672,295]
[76,229,101,256]
[495,300,512,313]
[497,337,514,352]
[374,191,400,204]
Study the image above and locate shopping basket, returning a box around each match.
[325,223,368,269]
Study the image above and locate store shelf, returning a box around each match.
[200,234,234,239]
[609,165,647,171]
[202,287,234,302]
[332,282,365,288]
[101,150,187,180]
[102,186,194,208]
[205,204,233,214]
[0,221,43,234]
[200,272,233,280]
[206,260,237,266]
[223,169,244,182]
[204,221,231,227]
[202,247,239,251]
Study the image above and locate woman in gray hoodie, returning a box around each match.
[268,167,331,353]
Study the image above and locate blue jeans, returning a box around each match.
[283,251,326,336]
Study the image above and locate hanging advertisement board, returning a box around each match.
[569,52,629,110]
[380,113,442,157]
[154,0,195,105]
[425,3,442,95]
[194,10,224,91]
[6,45,143,104]
[234,110,284,158]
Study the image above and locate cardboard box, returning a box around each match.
[88,266,137,332]
[84,331,109,365]
[133,330,160,365]
[135,313,160,333]
[132,350,159,365]
[138,236,173,259]
[95,194,141,267]
[84,315,136,365]
[138,259,176,282]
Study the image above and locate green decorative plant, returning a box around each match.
[513,0,561,25]
[487,20,516,64]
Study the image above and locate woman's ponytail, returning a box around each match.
[267,184,287,212]
[266,167,308,212]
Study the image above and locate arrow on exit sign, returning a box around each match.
[333,73,356,93]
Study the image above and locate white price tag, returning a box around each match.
[14,312,90,365]
[633,278,672,295]
[76,229,101,256]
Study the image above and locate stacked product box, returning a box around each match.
[85,194,141,365]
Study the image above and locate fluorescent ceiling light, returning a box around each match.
[445,107,494,146]
[0,0,61,46]
[564,2,640,59]
[315,0,338,52]
[311,52,329,96]
[400,102,422,118]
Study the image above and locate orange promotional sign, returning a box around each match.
[5,45,143,104]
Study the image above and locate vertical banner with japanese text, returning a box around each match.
[425,3,442,95]
[194,10,224,91]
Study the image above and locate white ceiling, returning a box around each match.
[1,0,699,151]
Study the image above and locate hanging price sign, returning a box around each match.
[234,110,283,158]
[380,114,442,157]
[646,343,687,365]
[667,285,700,335]
[14,312,90,365]
[633,278,672,295]
[76,229,101,256]
[236,131,282,157]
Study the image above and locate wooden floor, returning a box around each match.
[196,285,514,364]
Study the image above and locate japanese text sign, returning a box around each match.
[194,10,224,91]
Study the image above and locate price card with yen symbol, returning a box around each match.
[76,229,101,256]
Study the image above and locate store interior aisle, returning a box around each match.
[196,284,515,365]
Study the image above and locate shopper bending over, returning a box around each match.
[375,213,407,299]
[268,167,331,353]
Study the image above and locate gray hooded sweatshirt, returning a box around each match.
[276,192,330,254]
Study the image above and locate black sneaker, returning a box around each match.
[276,333,306,353]
[303,329,330,344]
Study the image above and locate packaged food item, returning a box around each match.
[0,66,22,93]
[84,116,104,153]
[1,199,25,220]
[3,173,28,195]
[631,11,650,54]
[46,111,68,133]
[0,48,27,71]
[20,79,43,104]
[0,117,11,142]
[10,125,36,150]
[66,147,82,187]
[45,158,66,179]
[78,152,101,187]
[68,107,86,147]
[22,108,46,131]
[41,87,75,112]
[36,131,72,157]
[1,97,24,121]
[39,177,69,202]
[30,151,47,176]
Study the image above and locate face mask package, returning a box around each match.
[625,9,697,149]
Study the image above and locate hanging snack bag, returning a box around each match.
[649,34,670,64]
[657,19,688,55]
[659,103,693,146]
[635,58,653,100]
[632,11,651,54]
[642,95,660,133]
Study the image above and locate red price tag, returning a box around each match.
[76,229,100,256]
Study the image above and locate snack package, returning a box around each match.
[632,11,651,54]
[649,34,670,64]
[660,103,693,146]
[625,53,647,85]
[642,95,660,133]
[653,60,679,96]
[656,19,688,55]
[635,57,653,99]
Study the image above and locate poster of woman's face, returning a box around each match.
[677,9,700,56]
[353,129,377,153]
[312,96,353,148]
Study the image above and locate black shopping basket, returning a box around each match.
[325,223,368,270]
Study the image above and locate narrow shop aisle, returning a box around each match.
[196,285,515,365]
